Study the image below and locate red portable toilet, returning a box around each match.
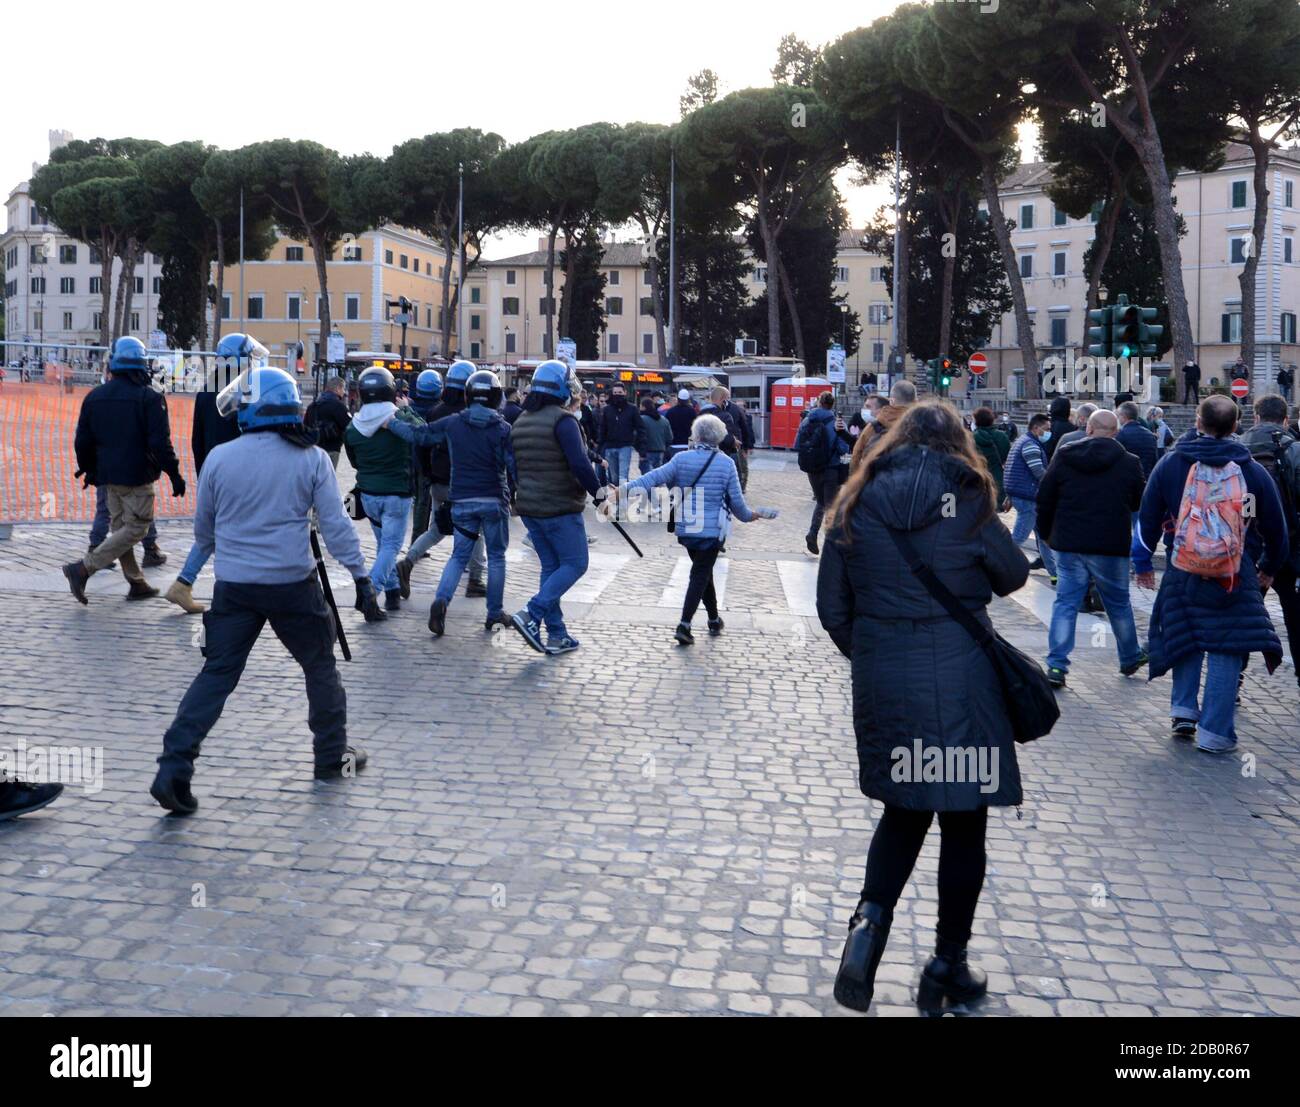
[770,376,833,448]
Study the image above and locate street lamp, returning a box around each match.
[839,303,848,351]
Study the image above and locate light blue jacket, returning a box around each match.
[626,445,756,540]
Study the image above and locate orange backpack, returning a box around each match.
[1170,460,1247,586]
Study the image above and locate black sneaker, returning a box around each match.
[62,560,90,605]
[465,577,488,598]
[142,546,168,569]
[1046,666,1066,688]
[148,773,198,816]
[484,613,511,632]
[0,780,64,821]
[1026,557,1044,570]
[384,589,401,612]
[511,609,546,653]
[1171,718,1197,740]
[805,534,819,556]
[314,746,368,780]
[1120,652,1149,677]
[428,598,447,637]
[395,557,413,599]
[708,617,725,637]
[674,622,695,646]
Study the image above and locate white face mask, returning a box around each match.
[862,409,876,423]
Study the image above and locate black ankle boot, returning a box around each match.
[917,936,987,1015]
[833,899,891,1012]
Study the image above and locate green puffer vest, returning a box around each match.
[511,405,587,518]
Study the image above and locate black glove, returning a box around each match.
[74,468,94,490]
[168,471,186,497]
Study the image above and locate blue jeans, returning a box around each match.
[90,484,157,547]
[178,541,210,586]
[605,446,633,489]
[436,500,509,617]
[522,512,589,637]
[1046,552,1142,672]
[361,493,410,593]
[1171,652,1243,752]
[1009,495,1056,577]
[640,451,664,475]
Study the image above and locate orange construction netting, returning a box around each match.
[0,382,199,523]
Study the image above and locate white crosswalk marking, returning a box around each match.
[658,556,729,609]
[777,559,820,617]
[568,553,630,603]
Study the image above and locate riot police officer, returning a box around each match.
[64,336,185,604]
[150,367,379,816]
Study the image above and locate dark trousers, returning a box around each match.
[862,804,988,945]
[807,466,845,539]
[680,540,722,624]
[159,576,346,780]
[1182,382,1200,405]
[1267,564,1300,676]
[411,472,433,544]
[89,484,158,548]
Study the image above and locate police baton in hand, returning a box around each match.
[310,528,352,661]
[595,493,643,557]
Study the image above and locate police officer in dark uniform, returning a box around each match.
[64,336,186,603]
[149,367,380,816]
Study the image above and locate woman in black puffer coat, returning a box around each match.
[817,400,1029,1015]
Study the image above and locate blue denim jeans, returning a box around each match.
[1171,651,1243,752]
[90,484,158,547]
[1046,552,1142,672]
[604,446,633,489]
[436,500,509,617]
[361,493,410,593]
[178,541,210,586]
[522,512,589,637]
[640,451,664,476]
[1009,494,1056,577]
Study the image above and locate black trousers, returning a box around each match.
[862,804,988,945]
[680,541,722,623]
[1268,564,1300,675]
[1182,382,1199,405]
[159,576,347,779]
[807,466,845,539]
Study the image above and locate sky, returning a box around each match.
[5,0,929,255]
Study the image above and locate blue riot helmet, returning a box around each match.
[415,368,443,401]
[465,369,503,410]
[528,359,577,401]
[212,332,270,390]
[445,359,475,392]
[216,367,303,430]
[109,336,149,373]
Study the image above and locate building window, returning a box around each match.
[1019,254,1033,278]
[90,246,102,264]
[470,286,481,304]
[1018,203,1034,229]
[59,244,77,264]
[426,307,432,328]
[471,313,481,330]
[89,277,101,295]
[1053,251,1066,276]
[608,333,620,354]
[63,311,73,330]
[32,310,43,330]
[505,332,516,354]
[1287,180,1295,209]
[400,254,408,269]
[1230,237,1248,264]
[1231,180,1248,209]
[425,262,431,275]
[502,297,519,316]
[607,270,620,286]
[412,256,420,271]
[506,269,517,285]
[870,266,884,282]
[130,312,140,331]
[471,341,481,359]
[287,295,301,321]
[346,294,360,321]
[1287,237,1294,264]
[152,276,161,294]
[93,312,103,331]
[286,245,304,261]
[835,266,849,282]
[640,296,654,316]
[1221,311,1242,343]
[755,267,768,284]
[1049,317,1068,347]
[30,244,45,264]
[642,333,654,354]
[643,269,653,286]
[384,249,394,264]
[868,303,889,325]
[60,277,75,294]
[221,295,231,320]
[872,341,884,364]
[134,276,144,295]
[1053,207,1067,227]
[31,277,45,294]
[1284,312,1297,344]
[247,295,264,320]
[607,297,623,315]
[539,296,555,315]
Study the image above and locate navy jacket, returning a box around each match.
[192,389,240,475]
[1133,431,1288,677]
[305,389,350,455]
[1037,436,1144,556]
[1117,420,1159,480]
[389,404,512,506]
[664,402,696,447]
[597,399,641,448]
[74,374,181,487]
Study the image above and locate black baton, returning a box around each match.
[598,497,644,557]
[310,528,352,661]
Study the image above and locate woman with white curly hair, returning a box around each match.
[611,413,778,645]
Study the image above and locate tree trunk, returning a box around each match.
[937,190,960,359]
[544,225,558,356]
[647,254,667,367]
[1086,192,1124,314]
[212,221,225,347]
[1239,128,1270,377]
[895,181,911,376]
[312,232,331,359]
[558,230,579,340]
[119,239,140,337]
[1135,138,1195,368]
[759,215,781,357]
[439,233,455,355]
[112,259,128,342]
[97,234,114,351]
[776,251,806,366]
[980,158,1040,399]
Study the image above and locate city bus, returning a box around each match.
[516,360,729,405]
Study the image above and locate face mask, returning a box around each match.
[1038,430,1052,443]
[862,408,874,422]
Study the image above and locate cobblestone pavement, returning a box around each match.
[1,451,1298,1017]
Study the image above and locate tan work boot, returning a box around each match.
[165,579,206,614]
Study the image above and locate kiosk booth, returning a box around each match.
[719,357,807,447]
[769,376,834,449]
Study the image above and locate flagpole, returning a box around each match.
[667,149,676,363]
[238,187,245,331]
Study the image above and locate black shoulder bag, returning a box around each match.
[886,526,1059,744]
[666,449,718,534]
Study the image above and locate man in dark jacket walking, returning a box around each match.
[1037,410,1146,686]
[305,376,351,468]
[713,386,755,489]
[1134,395,1289,753]
[800,392,853,557]
[1004,413,1057,581]
[1116,401,1159,480]
[596,384,640,494]
[64,337,186,603]
[664,389,696,456]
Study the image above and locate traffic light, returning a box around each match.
[1112,298,1140,359]
[939,357,953,389]
[926,357,953,392]
[1087,306,1112,358]
[1136,307,1162,358]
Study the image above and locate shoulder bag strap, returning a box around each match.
[885,525,994,650]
